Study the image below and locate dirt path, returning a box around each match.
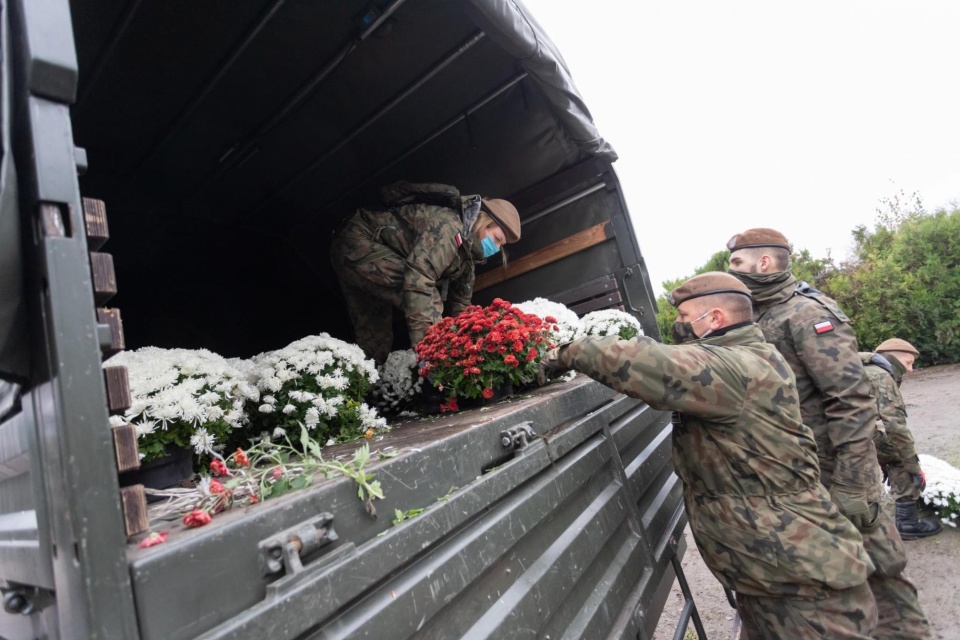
[652,363,960,640]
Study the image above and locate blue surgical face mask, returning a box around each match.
[481,236,500,258]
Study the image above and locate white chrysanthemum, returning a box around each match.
[263,395,277,405]
[273,427,287,439]
[581,309,644,340]
[281,404,296,415]
[304,407,320,427]
[358,402,387,430]
[514,298,583,344]
[373,349,423,413]
[134,420,157,437]
[918,454,960,526]
[108,415,126,428]
[189,427,216,454]
[258,404,275,414]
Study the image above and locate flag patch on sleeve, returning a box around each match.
[814,320,834,334]
[455,233,463,247]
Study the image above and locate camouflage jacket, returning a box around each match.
[551,324,872,597]
[861,352,918,464]
[745,273,881,497]
[343,183,482,344]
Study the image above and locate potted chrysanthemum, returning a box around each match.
[372,349,423,416]
[247,333,387,444]
[106,346,259,487]
[415,299,553,412]
[581,309,644,340]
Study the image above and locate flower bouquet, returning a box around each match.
[514,297,583,344]
[372,349,423,416]
[918,454,960,528]
[415,299,553,411]
[106,347,258,467]
[581,309,644,340]
[248,334,386,444]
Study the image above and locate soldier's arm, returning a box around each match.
[876,372,918,461]
[790,306,878,491]
[402,210,461,344]
[554,336,742,421]
[445,267,475,318]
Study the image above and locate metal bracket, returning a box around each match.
[621,267,643,314]
[2,585,54,616]
[500,422,536,450]
[259,513,337,577]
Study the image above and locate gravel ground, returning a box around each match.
[651,363,960,639]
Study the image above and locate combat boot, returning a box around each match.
[896,500,942,539]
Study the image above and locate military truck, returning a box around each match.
[0,1,702,638]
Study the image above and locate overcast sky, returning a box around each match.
[521,0,960,292]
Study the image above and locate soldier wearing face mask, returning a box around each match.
[331,181,520,364]
[543,272,877,639]
[727,228,931,640]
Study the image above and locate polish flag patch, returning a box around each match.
[455,233,463,247]
[814,320,834,335]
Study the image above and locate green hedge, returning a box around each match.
[824,208,960,366]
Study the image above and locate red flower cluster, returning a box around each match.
[210,459,229,477]
[415,298,553,405]
[183,509,213,528]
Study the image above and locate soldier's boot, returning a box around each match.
[895,500,942,539]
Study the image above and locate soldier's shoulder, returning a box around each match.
[793,282,850,322]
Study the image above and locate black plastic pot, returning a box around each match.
[119,445,194,493]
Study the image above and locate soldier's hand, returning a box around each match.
[536,348,568,386]
[830,486,880,531]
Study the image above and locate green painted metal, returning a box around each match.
[0,1,690,638]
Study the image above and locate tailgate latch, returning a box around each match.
[259,513,338,576]
[500,422,536,450]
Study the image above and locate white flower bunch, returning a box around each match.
[249,333,386,442]
[373,350,422,415]
[918,454,960,527]
[581,309,644,340]
[514,298,583,344]
[106,347,258,463]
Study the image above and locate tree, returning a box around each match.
[825,207,960,366]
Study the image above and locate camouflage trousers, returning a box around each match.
[736,581,877,639]
[861,508,932,640]
[330,222,406,365]
[885,462,922,502]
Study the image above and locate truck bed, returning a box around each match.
[127,375,684,640]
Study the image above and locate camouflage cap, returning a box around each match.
[875,338,919,356]
[482,198,521,243]
[726,228,791,252]
[668,272,752,307]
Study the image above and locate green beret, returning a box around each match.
[726,228,791,252]
[668,272,752,307]
[876,338,919,356]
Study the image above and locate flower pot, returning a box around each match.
[119,445,194,495]
[459,382,516,410]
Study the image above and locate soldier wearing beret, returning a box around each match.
[332,181,520,363]
[727,229,931,640]
[863,339,941,539]
[545,272,877,639]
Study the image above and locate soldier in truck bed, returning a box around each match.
[545,272,877,639]
[862,338,941,540]
[727,228,931,640]
[331,181,520,364]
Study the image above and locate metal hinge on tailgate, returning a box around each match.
[259,513,339,577]
[500,422,536,450]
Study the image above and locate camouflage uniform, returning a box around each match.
[331,182,483,363]
[861,353,921,499]
[737,271,931,640]
[549,324,877,639]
